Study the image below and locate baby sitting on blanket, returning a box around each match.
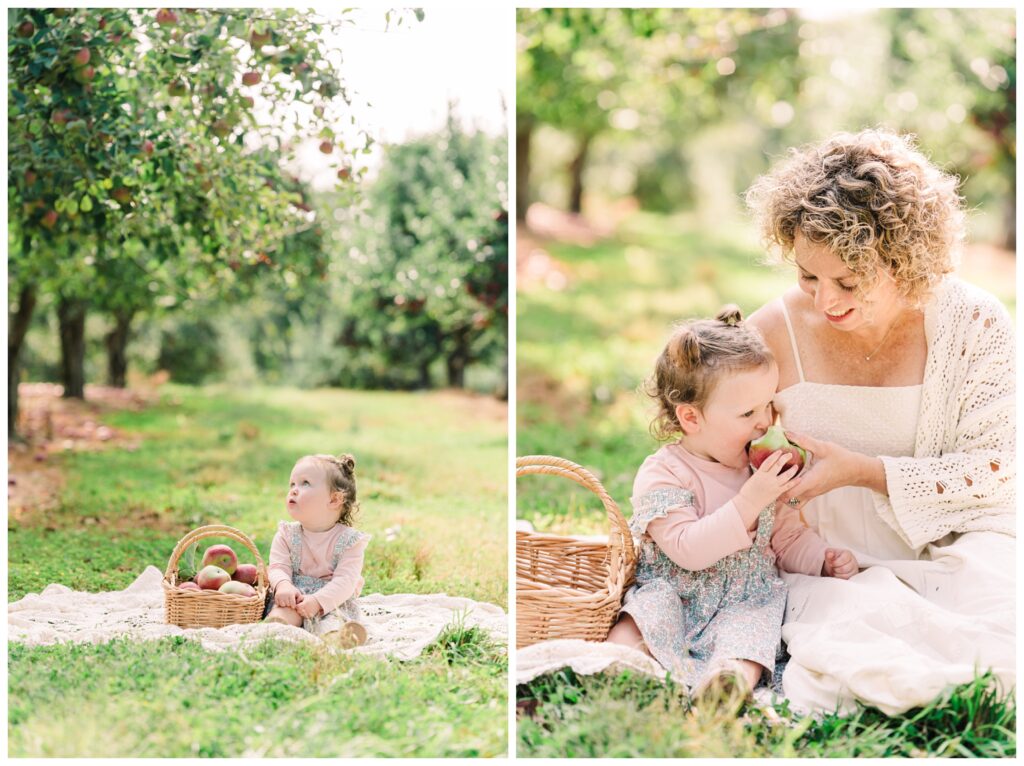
[264,453,371,648]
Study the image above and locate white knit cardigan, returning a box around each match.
[872,277,1016,548]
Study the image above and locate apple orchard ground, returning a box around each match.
[8,382,507,757]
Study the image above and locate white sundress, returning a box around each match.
[773,298,1016,715]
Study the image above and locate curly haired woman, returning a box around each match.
[744,128,1015,715]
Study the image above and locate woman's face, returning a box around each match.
[793,230,904,331]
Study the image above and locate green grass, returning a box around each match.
[517,669,1015,758]
[516,210,1016,756]
[9,384,507,757]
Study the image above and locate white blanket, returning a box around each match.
[8,566,507,660]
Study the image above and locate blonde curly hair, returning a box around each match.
[744,129,965,306]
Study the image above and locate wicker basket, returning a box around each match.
[516,455,636,648]
[162,524,269,628]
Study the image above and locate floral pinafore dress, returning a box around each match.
[619,488,788,691]
[281,521,369,635]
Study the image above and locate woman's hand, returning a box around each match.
[822,548,859,579]
[778,430,886,509]
[296,596,322,619]
[274,581,303,608]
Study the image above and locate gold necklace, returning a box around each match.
[862,315,902,361]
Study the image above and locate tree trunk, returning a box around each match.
[516,119,533,222]
[58,297,87,399]
[446,330,470,388]
[568,133,592,215]
[8,282,38,439]
[1004,187,1016,251]
[105,309,135,388]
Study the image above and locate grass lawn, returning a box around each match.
[516,210,1016,757]
[8,384,508,757]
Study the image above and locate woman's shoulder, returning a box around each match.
[747,289,803,349]
[935,277,1011,320]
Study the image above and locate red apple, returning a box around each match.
[318,140,333,154]
[24,170,37,185]
[155,9,178,26]
[201,543,238,574]
[196,564,231,590]
[41,210,58,229]
[219,580,256,596]
[73,48,91,67]
[17,21,35,38]
[51,108,73,126]
[211,119,231,137]
[168,80,187,97]
[241,71,261,86]
[747,424,807,472]
[111,187,132,203]
[178,581,201,591]
[142,139,155,155]
[232,563,258,585]
[337,167,350,180]
[73,66,95,84]
[250,29,272,48]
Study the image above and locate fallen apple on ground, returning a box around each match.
[748,424,807,473]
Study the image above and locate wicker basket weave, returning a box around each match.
[516,455,636,648]
[162,524,269,628]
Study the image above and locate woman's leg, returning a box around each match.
[265,605,303,626]
[606,613,654,658]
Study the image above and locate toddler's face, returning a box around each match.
[689,363,777,469]
[286,458,341,532]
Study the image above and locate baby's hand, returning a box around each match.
[296,596,322,619]
[739,450,801,514]
[822,548,858,579]
[274,581,303,608]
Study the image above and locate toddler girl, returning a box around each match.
[265,453,371,648]
[608,306,857,699]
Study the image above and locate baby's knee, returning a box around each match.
[266,606,303,627]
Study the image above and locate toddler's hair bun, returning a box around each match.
[670,328,703,368]
[715,304,744,327]
[337,453,356,473]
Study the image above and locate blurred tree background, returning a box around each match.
[8,8,508,441]
[515,7,1015,530]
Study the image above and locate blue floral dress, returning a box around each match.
[278,521,370,635]
[620,488,788,691]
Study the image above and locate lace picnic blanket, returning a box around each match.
[8,566,507,660]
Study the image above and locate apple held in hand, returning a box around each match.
[219,580,257,597]
[232,563,258,586]
[196,565,232,590]
[201,544,237,574]
[748,425,807,472]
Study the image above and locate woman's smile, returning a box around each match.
[823,307,855,323]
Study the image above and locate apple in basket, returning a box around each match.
[178,581,201,591]
[196,565,232,590]
[233,563,258,586]
[219,581,257,597]
[201,544,238,575]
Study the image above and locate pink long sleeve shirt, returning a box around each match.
[632,442,827,575]
[267,522,368,615]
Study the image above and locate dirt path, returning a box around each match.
[8,383,155,523]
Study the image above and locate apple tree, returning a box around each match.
[8,7,371,435]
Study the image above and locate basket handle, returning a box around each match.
[164,524,269,589]
[516,455,636,573]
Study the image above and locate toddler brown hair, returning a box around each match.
[306,453,359,526]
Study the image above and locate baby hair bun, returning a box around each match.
[338,453,356,472]
[716,304,744,326]
[670,328,702,368]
